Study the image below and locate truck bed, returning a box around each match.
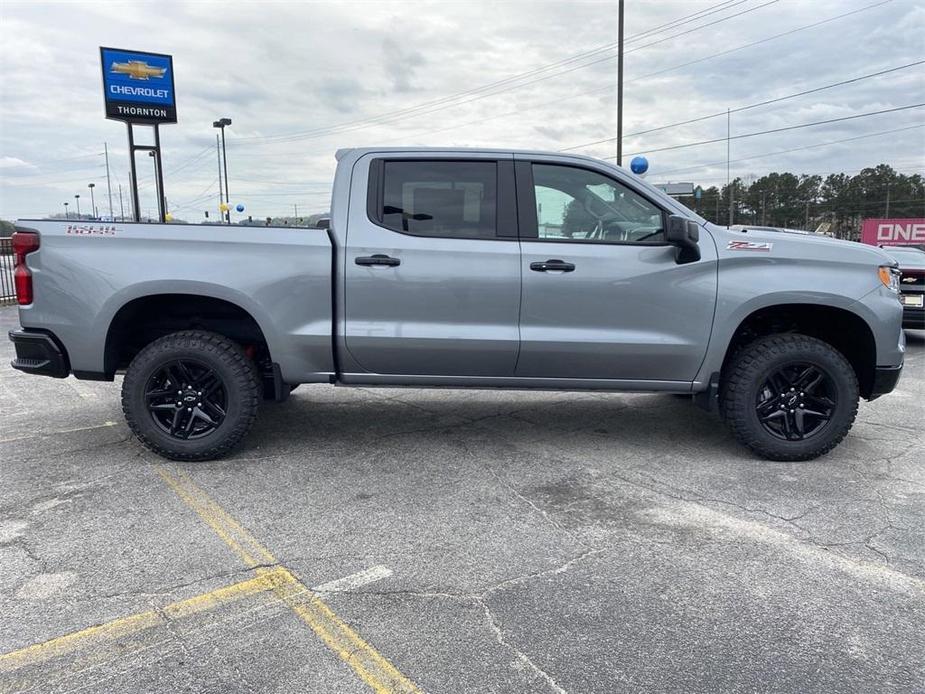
[14,220,336,383]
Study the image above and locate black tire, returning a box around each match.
[121,330,259,461]
[720,334,859,461]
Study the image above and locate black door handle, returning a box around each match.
[530,259,575,272]
[355,254,400,267]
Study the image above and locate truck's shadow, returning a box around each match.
[239,329,925,462]
[244,391,737,460]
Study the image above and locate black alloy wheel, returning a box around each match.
[755,362,837,441]
[145,358,227,440]
[720,333,859,461]
[122,330,260,461]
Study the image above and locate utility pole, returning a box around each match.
[616,0,625,166]
[885,183,891,217]
[215,133,226,223]
[213,118,232,220]
[118,183,125,221]
[104,142,114,220]
[88,183,96,220]
[761,191,767,225]
[726,108,733,227]
[128,171,135,221]
[805,201,810,230]
[293,204,299,218]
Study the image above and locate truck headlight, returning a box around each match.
[878,266,901,293]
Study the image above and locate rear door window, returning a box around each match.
[374,160,498,239]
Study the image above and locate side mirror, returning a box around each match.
[666,215,701,264]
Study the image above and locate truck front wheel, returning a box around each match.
[121,330,260,461]
[720,334,859,461]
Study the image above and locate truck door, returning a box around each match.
[514,157,718,383]
[343,154,521,376]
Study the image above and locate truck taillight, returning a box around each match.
[11,231,40,305]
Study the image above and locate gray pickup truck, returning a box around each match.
[9,147,905,462]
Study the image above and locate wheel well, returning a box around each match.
[722,304,877,398]
[105,294,271,378]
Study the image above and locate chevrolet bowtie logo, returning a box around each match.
[110,60,166,80]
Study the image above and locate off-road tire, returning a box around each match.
[122,330,260,461]
[720,334,859,461]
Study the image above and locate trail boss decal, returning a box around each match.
[727,240,773,252]
[66,224,118,235]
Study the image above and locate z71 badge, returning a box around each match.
[727,240,772,252]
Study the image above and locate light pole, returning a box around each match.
[64,202,69,219]
[75,194,81,218]
[88,183,96,220]
[213,118,232,219]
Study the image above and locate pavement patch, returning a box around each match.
[14,572,78,601]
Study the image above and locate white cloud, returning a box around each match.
[0,157,36,171]
[1,0,922,220]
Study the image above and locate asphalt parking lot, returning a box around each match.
[1,303,923,694]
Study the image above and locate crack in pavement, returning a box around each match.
[479,598,569,694]
[486,466,596,552]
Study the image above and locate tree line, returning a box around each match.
[686,164,924,239]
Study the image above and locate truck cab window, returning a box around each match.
[378,160,497,239]
[533,163,665,244]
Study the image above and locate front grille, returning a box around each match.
[900,270,924,287]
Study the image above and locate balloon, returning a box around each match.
[219,202,229,212]
[164,213,173,222]
[235,203,245,212]
[630,156,649,175]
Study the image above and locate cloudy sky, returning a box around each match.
[1,0,923,221]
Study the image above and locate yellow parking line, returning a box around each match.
[0,568,289,674]
[155,466,422,694]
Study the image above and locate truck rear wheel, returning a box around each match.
[720,334,859,461]
[121,330,259,461]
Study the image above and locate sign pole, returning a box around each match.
[153,124,167,223]
[127,123,141,222]
[104,142,114,220]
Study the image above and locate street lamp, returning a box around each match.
[212,118,232,218]
[88,183,96,220]
[74,194,81,218]
[64,202,69,219]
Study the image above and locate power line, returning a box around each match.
[230,1,748,146]
[622,103,925,157]
[233,0,891,153]
[644,124,925,177]
[624,0,893,87]
[138,145,215,191]
[233,0,780,147]
[359,0,754,118]
[560,59,925,152]
[168,178,221,213]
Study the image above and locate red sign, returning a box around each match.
[861,218,925,246]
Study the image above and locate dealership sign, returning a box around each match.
[860,218,925,246]
[100,47,176,124]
